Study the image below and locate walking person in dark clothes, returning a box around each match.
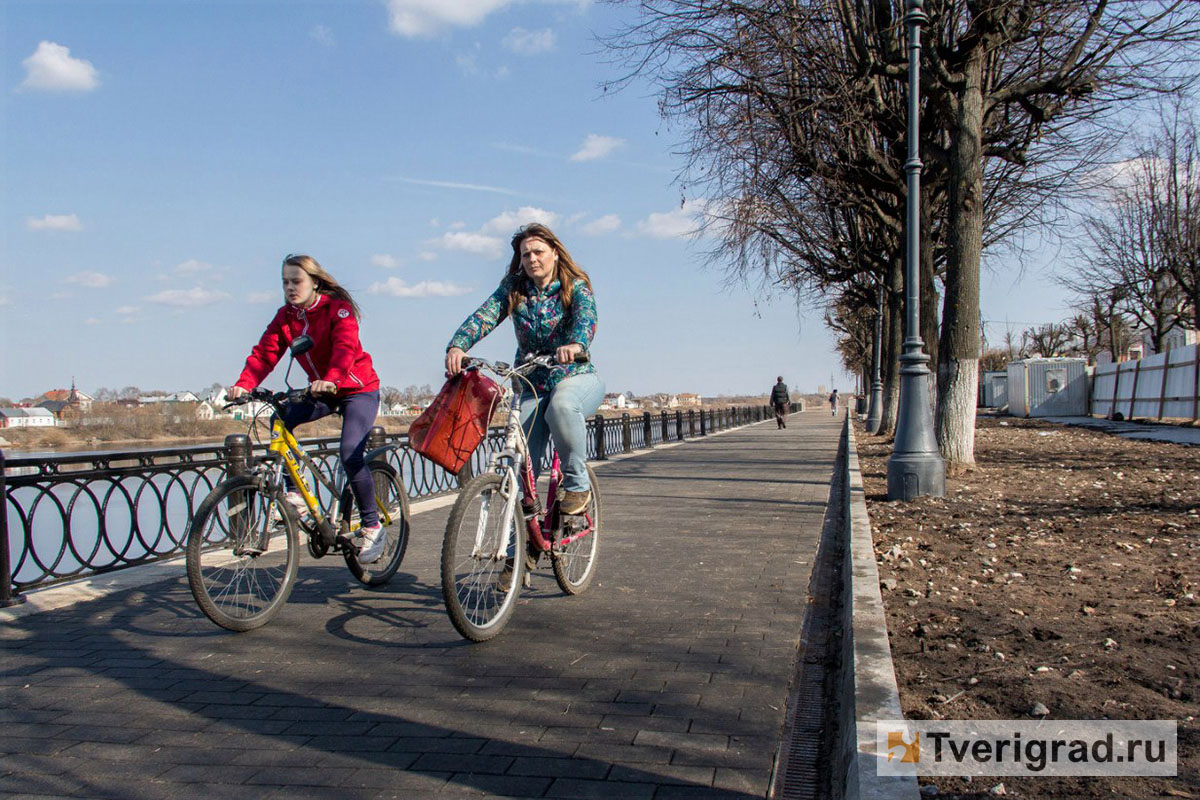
[770,376,790,429]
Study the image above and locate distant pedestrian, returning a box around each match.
[770,376,790,429]
[829,389,839,416]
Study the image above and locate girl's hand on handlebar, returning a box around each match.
[228,385,248,400]
[309,380,336,395]
[446,347,467,376]
[556,343,584,364]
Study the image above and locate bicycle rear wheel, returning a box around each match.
[185,477,299,631]
[342,462,411,586]
[441,471,523,642]
[552,463,601,595]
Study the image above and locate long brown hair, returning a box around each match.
[282,253,362,318]
[504,223,592,315]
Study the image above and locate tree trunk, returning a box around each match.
[936,54,984,470]
[878,258,904,436]
[921,183,940,375]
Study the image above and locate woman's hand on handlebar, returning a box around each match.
[228,385,248,400]
[556,343,585,364]
[446,347,468,376]
[309,379,336,395]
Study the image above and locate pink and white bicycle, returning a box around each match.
[440,353,601,642]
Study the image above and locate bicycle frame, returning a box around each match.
[258,411,387,546]
[474,369,593,562]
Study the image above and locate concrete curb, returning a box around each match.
[836,418,921,800]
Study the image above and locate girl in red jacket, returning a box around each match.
[229,254,387,563]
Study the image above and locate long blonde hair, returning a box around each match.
[504,223,592,315]
[283,253,362,318]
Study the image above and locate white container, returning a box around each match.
[1006,358,1089,417]
[980,371,1008,408]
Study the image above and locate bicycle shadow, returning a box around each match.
[3,580,770,799]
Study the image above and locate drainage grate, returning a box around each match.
[771,444,846,800]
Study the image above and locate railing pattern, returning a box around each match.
[1,405,779,601]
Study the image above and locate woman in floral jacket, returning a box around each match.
[445,223,603,515]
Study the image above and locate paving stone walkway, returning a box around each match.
[2,411,841,799]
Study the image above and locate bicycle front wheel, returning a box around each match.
[185,477,299,631]
[441,471,523,642]
[342,461,411,586]
[552,463,601,595]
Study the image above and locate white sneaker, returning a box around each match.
[271,491,309,527]
[355,524,387,564]
[283,491,309,518]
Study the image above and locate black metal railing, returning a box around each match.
[1,404,780,599]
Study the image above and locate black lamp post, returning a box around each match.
[886,0,945,501]
[866,281,884,434]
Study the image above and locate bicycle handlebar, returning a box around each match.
[223,387,310,411]
[462,349,589,379]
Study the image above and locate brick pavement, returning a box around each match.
[1,411,841,799]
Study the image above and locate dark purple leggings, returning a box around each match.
[278,390,380,527]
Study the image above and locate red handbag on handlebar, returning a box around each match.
[408,369,501,473]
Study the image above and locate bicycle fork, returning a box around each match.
[476,468,521,563]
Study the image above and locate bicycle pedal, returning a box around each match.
[522,572,532,589]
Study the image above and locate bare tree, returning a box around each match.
[1064,313,1103,364]
[381,386,404,407]
[1024,323,1072,357]
[1153,101,1200,332]
[603,0,1199,468]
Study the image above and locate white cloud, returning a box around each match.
[85,317,102,326]
[396,177,518,196]
[64,271,115,288]
[0,292,10,308]
[115,305,139,315]
[503,27,556,54]
[310,25,335,47]
[581,214,621,235]
[20,41,99,92]
[418,251,439,262]
[637,200,706,239]
[371,253,403,269]
[482,206,560,235]
[436,231,506,258]
[246,290,277,304]
[147,287,230,307]
[387,0,515,37]
[570,134,625,162]
[368,277,474,298]
[26,213,82,232]
[173,259,212,276]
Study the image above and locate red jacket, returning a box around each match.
[235,295,379,396]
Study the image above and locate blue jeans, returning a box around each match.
[518,373,605,493]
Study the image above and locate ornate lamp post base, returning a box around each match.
[866,379,884,434]
[887,350,945,500]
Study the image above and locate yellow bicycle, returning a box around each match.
[185,337,410,631]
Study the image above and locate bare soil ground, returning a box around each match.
[856,416,1198,799]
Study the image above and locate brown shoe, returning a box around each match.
[559,489,591,516]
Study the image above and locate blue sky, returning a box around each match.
[2,0,1079,402]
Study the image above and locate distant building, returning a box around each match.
[0,407,57,428]
[35,383,93,413]
[600,393,631,410]
[676,393,702,408]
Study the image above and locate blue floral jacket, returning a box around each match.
[448,273,598,392]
